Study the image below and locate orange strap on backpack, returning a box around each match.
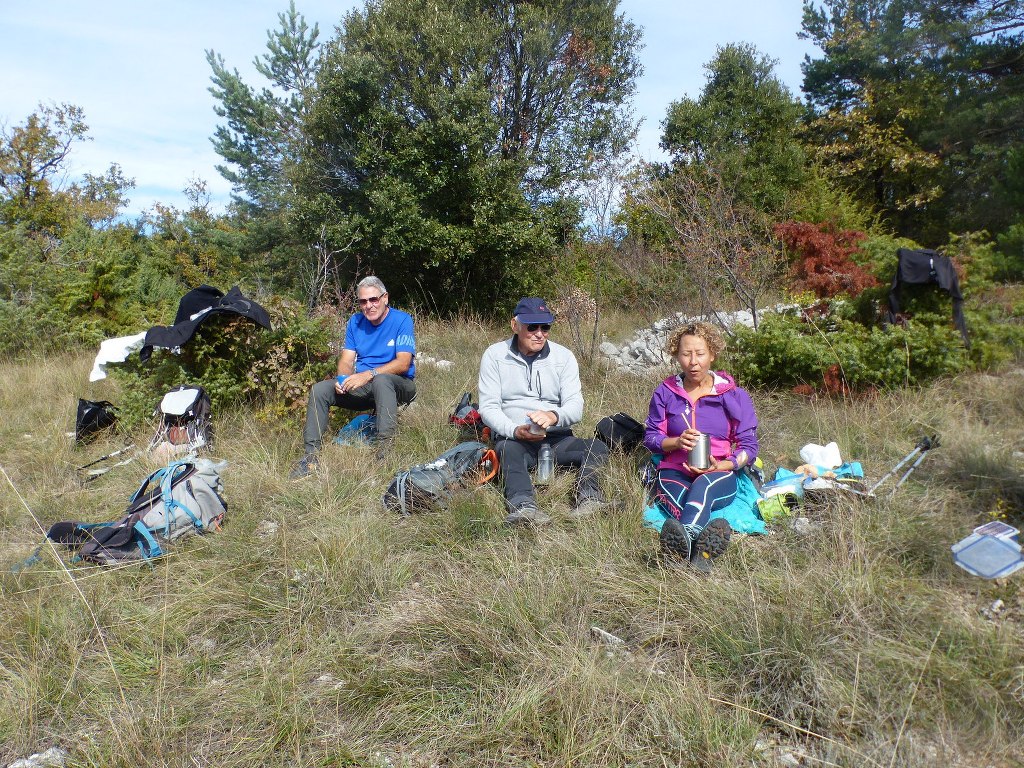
[477,448,499,484]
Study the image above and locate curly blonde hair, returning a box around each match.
[666,321,726,359]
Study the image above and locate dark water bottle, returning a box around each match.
[537,443,554,484]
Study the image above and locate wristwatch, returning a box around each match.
[369,368,377,380]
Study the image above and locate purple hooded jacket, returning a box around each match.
[644,370,759,477]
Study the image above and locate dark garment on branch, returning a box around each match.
[886,248,969,347]
[140,285,273,361]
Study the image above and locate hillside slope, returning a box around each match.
[1,320,1022,768]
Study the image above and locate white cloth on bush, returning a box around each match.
[89,332,146,381]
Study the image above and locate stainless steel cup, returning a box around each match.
[688,432,711,469]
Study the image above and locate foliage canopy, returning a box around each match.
[800,0,1024,242]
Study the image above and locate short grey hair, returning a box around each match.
[357,276,387,295]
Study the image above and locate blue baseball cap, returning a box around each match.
[513,297,555,324]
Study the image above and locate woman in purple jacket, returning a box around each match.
[644,322,759,571]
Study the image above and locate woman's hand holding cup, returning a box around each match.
[676,428,701,452]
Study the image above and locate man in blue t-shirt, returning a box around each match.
[291,276,416,478]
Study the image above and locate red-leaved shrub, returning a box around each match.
[775,221,879,298]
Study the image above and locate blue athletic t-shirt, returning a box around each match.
[344,307,416,379]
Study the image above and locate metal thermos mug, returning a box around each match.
[688,433,711,469]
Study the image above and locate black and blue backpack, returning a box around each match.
[47,459,227,565]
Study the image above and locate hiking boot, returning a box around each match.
[372,436,396,461]
[659,517,692,562]
[690,518,732,571]
[687,551,715,574]
[505,503,552,527]
[567,497,620,519]
[289,454,319,480]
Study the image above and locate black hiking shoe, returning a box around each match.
[372,436,396,461]
[289,454,319,480]
[659,517,692,563]
[690,518,732,572]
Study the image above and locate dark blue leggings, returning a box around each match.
[654,469,737,532]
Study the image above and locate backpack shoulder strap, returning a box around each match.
[157,461,203,535]
[394,470,411,516]
[133,520,164,559]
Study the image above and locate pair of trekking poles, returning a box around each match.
[864,434,941,497]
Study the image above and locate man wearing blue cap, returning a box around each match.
[477,297,611,524]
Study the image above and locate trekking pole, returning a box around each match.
[76,443,135,471]
[75,444,139,483]
[81,454,138,483]
[866,434,939,496]
[892,434,940,490]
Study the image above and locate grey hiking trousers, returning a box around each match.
[495,432,608,510]
[302,374,417,453]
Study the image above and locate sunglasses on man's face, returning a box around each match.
[357,293,385,306]
[525,323,551,333]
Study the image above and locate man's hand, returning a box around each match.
[513,411,557,442]
[336,370,374,394]
[513,424,545,442]
[526,410,558,429]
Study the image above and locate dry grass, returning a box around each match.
[1,317,1023,767]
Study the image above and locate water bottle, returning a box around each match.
[536,443,554,484]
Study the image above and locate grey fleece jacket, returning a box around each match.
[477,336,585,439]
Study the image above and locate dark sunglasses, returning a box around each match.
[525,323,551,333]
[357,293,385,306]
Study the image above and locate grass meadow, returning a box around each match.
[1,313,1022,767]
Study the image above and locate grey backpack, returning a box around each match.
[48,458,227,565]
[382,441,498,515]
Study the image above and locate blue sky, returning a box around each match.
[1,1,819,217]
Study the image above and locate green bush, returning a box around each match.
[994,221,1024,281]
[854,232,920,279]
[726,308,969,391]
[108,297,337,427]
[0,222,188,357]
[965,305,1024,370]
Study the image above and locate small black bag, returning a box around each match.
[595,412,645,452]
[75,399,117,443]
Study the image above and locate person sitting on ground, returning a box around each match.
[478,297,612,525]
[290,276,416,478]
[644,321,759,571]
